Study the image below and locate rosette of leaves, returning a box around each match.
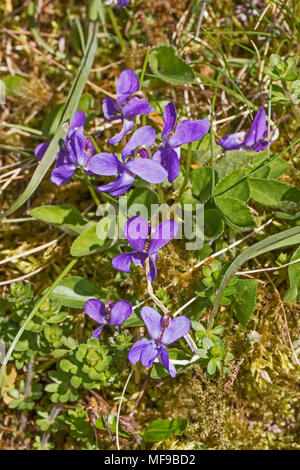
[192,322,234,377]
[75,338,116,383]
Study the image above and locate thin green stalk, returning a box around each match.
[0,145,33,157]
[28,1,66,59]
[2,123,43,136]
[139,46,151,90]
[175,143,192,204]
[74,174,119,205]
[210,81,218,199]
[107,6,126,52]
[267,81,272,161]
[88,135,101,154]
[80,168,101,207]
[0,258,78,387]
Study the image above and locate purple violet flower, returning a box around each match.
[112,215,178,281]
[128,307,191,377]
[105,0,130,7]
[103,69,154,145]
[84,299,132,338]
[34,111,95,185]
[219,108,274,152]
[89,126,167,196]
[153,102,210,182]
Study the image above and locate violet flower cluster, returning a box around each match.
[219,108,274,152]
[35,69,210,196]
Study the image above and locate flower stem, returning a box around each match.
[107,6,126,52]
[80,168,101,207]
[139,46,151,90]
[175,142,192,204]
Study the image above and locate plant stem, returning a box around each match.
[210,79,218,199]
[80,168,101,207]
[175,143,192,204]
[107,6,126,52]
[139,46,151,90]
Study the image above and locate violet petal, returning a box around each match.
[168,118,210,147]
[89,153,123,176]
[162,102,177,141]
[141,306,163,340]
[110,300,132,325]
[161,316,191,345]
[124,215,149,251]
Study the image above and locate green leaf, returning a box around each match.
[122,312,144,327]
[70,224,111,257]
[215,150,261,179]
[78,93,94,112]
[127,188,159,214]
[149,45,194,85]
[191,167,214,204]
[232,279,258,327]
[2,75,29,96]
[215,197,255,228]
[249,178,298,206]
[268,158,292,179]
[2,22,99,217]
[214,169,250,202]
[207,358,217,375]
[204,208,224,240]
[143,418,188,442]
[29,204,89,235]
[50,276,107,308]
[210,226,300,323]
[284,247,300,302]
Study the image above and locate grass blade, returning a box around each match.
[1,21,99,217]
